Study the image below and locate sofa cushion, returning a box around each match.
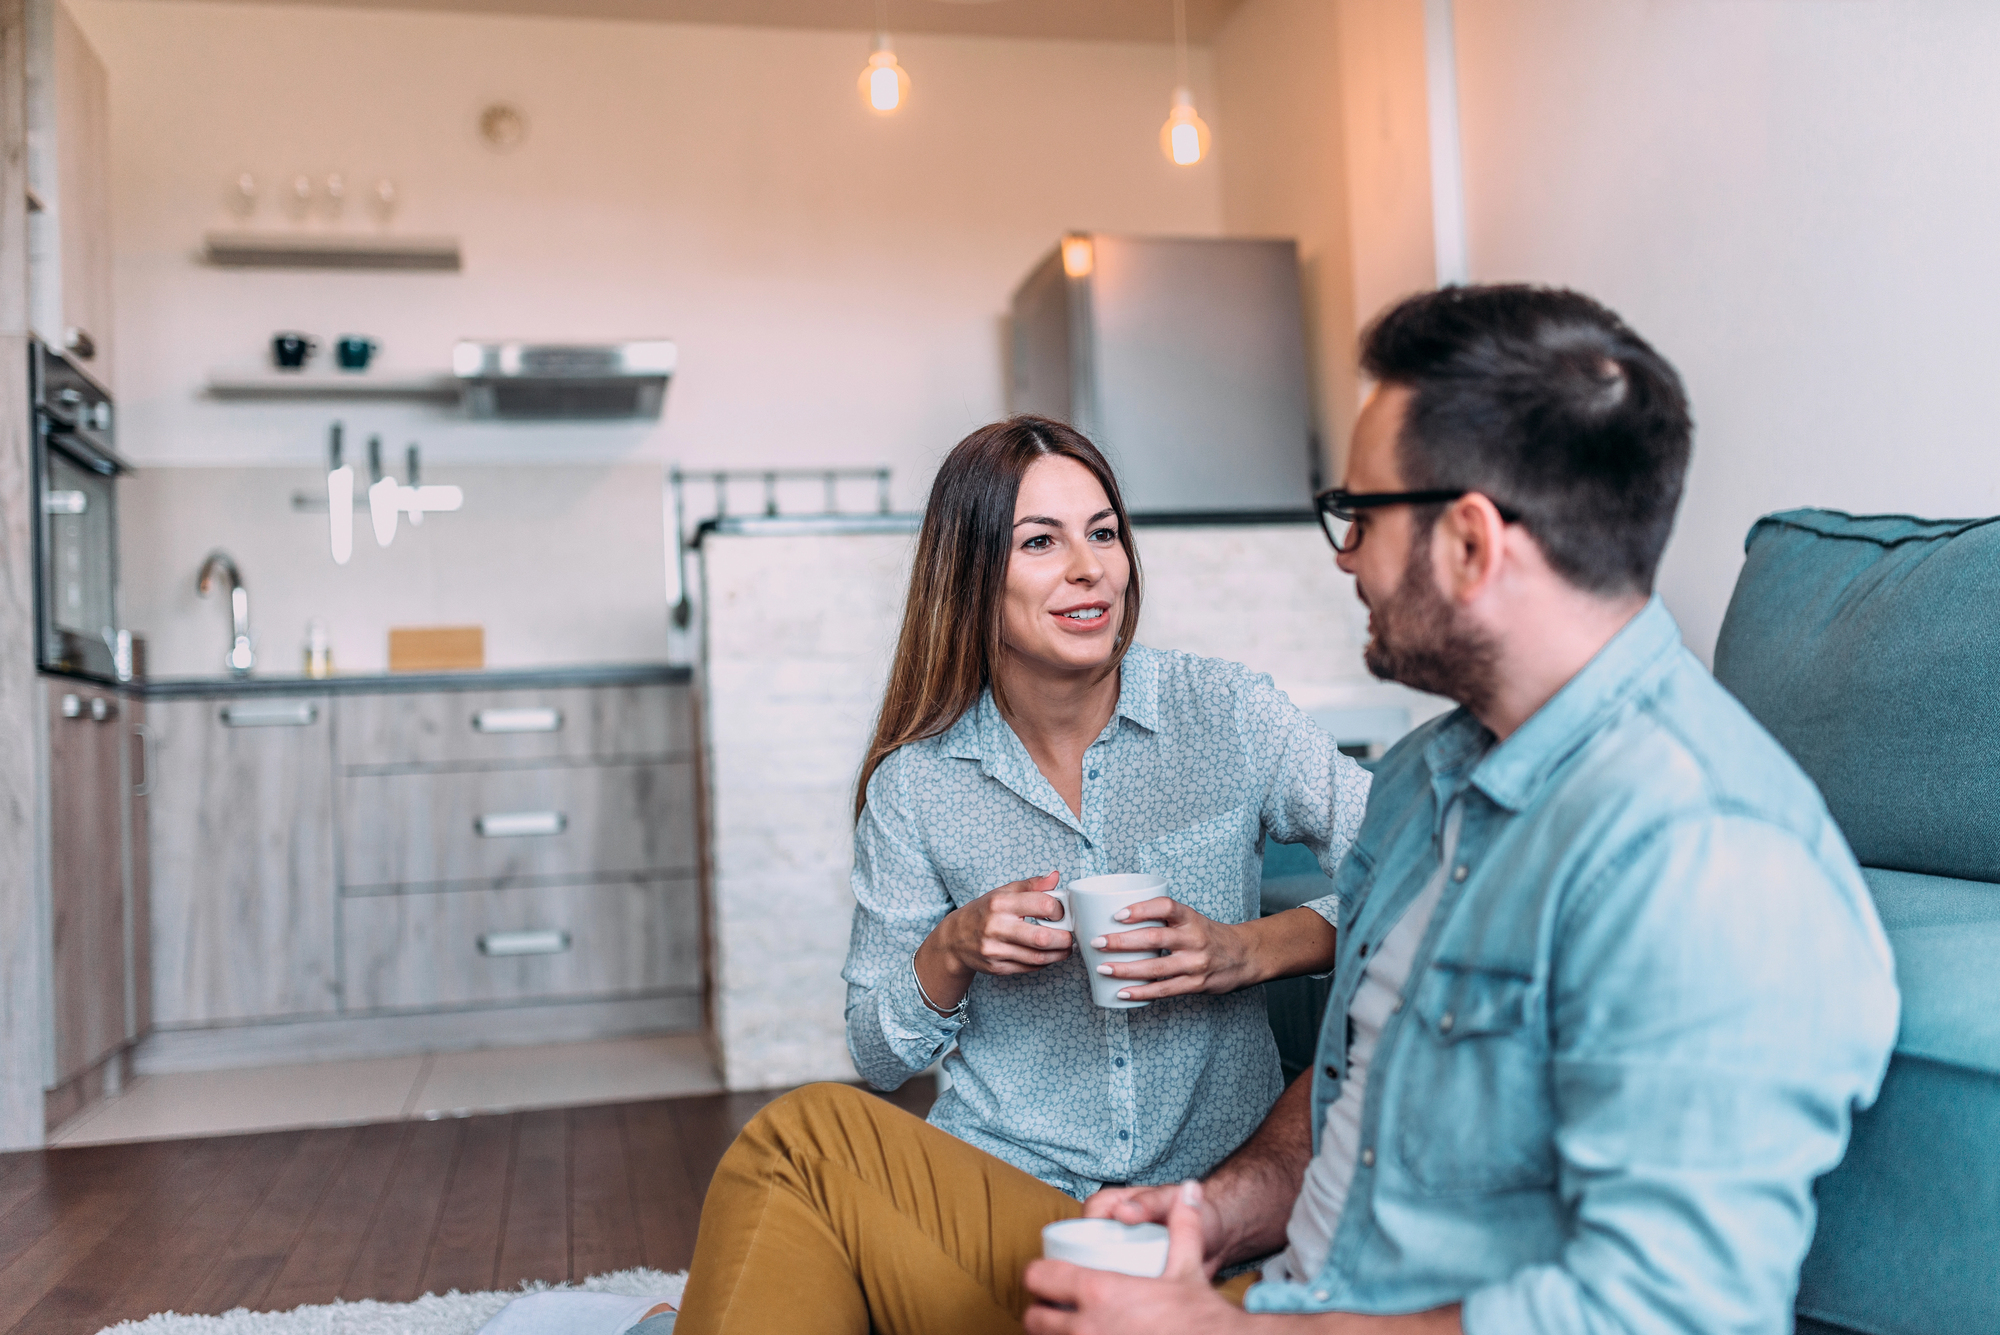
[1864,868,2000,1076]
[1713,509,2000,884]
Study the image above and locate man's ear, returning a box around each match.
[1434,493,1512,604]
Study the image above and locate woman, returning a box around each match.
[499,417,1372,1334]
[842,414,1371,1197]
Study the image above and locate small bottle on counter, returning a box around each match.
[304,618,334,678]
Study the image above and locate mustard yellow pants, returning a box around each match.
[674,1083,1253,1335]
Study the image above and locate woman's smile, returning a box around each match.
[1051,600,1112,631]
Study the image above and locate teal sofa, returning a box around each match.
[1713,509,2000,1335]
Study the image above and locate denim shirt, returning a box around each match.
[843,644,1372,1198]
[1245,599,1900,1333]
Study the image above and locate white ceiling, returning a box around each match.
[122,0,1249,42]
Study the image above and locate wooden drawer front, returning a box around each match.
[334,685,691,769]
[339,761,695,889]
[340,879,701,1010]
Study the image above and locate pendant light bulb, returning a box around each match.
[860,33,909,114]
[1159,0,1208,166]
[1161,87,1210,166]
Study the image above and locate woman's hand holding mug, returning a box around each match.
[914,871,1072,1014]
[1089,898,1261,1002]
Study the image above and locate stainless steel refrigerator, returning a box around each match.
[1008,234,1316,516]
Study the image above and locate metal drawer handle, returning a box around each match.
[478,928,571,957]
[474,810,567,838]
[473,707,563,734]
[220,701,318,727]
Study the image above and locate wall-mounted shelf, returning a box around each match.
[202,231,462,272]
[205,371,463,404]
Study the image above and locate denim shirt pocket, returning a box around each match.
[1393,964,1556,1195]
[1137,802,1260,922]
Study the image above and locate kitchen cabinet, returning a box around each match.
[136,673,702,1067]
[146,694,339,1024]
[44,679,142,1087]
[25,0,112,380]
[332,681,702,1013]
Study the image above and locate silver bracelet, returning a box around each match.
[914,964,967,1018]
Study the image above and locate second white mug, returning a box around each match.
[1068,873,1170,1009]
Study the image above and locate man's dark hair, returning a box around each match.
[1360,284,1692,596]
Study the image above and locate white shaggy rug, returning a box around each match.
[94,1269,687,1335]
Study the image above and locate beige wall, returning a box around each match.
[72,0,1223,495]
[1454,0,2000,660]
[74,0,1232,671]
[121,464,673,676]
[1214,0,1435,474]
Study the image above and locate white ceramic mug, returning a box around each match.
[1069,873,1170,1009]
[1040,1218,1170,1277]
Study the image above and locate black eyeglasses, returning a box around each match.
[1314,486,1521,553]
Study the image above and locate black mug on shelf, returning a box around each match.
[271,332,317,370]
[335,335,378,371]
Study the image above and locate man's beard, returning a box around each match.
[1362,533,1500,717]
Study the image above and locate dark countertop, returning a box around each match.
[46,662,691,699]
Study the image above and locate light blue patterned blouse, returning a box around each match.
[843,643,1373,1198]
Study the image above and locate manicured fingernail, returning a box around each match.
[1113,909,1130,921]
[1116,990,1131,999]
[1096,964,1113,975]
[1181,1179,1202,1206]
[1091,936,1107,949]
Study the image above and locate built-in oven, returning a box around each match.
[31,340,128,680]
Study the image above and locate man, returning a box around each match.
[1024,285,1899,1332]
[660,286,1897,1335]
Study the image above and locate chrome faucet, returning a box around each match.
[196,550,254,675]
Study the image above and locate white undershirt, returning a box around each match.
[1267,803,1461,1286]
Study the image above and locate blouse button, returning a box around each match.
[1115,1057,1125,1068]
[1119,1130,1130,1141]
[1089,769,1100,779]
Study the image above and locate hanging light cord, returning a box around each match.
[877,0,889,41]
[1173,0,1190,90]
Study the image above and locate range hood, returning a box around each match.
[453,340,676,420]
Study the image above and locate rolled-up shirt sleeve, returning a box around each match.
[1461,816,1899,1335]
[1248,675,1373,931]
[842,760,966,1091]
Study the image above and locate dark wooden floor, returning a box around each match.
[0,1083,933,1335]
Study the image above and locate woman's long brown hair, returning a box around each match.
[855,416,1142,819]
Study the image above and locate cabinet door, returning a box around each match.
[147,696,338,1024]
[46,682,128,1085]
[25,0,113,378]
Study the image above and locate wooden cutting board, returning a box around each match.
[388,625,484,672]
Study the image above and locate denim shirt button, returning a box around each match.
[1453,864,1469,882]
[1313,1290,1329,1303]
[1361,1147,1375,1167]
[1323,1064,1338,1079]
[1439,1012,1455,1033]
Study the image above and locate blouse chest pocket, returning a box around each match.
[1136,802,1259,922]
[1392,965,1557,1196]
